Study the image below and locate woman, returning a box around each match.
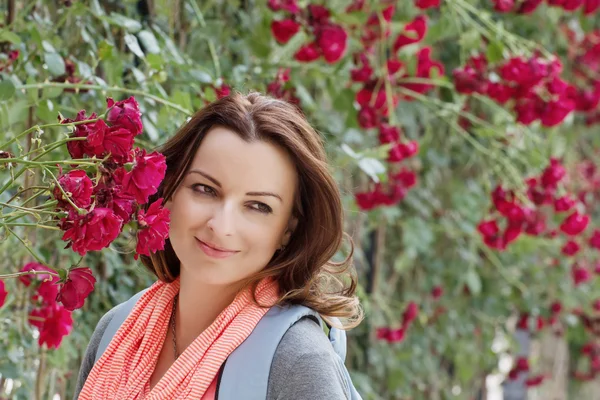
[74,92,363,399]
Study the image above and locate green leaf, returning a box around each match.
[465,268,482,295]
[0,77,16,101]
[138,30,160,54]
[270,31,307,64]
[486,41,504,63]
[124,33,145,59]
[98,40,114,60]
[0,31,21,44]
[107,13,142,32]
[44,52,66,76]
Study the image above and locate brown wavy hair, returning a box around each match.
[140,92,363,329]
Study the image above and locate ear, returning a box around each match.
[281,216,298,247]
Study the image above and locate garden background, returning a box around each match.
[1,0,600,399]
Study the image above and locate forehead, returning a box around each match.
[189,126,298,199]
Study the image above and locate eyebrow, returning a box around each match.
[188,169,283,202]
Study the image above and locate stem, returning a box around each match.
[42,167,86,215]
[188,0,221,79]
[21,136,87,159]
[16,82,192,116]
[2,223,61,230]
[0,116,103,151]
[0,202,63,216]
[1,224,48,265]
[5,185,49,204]
[0,269,59,280]
[0,159,99,167]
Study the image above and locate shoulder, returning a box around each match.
[267,316,350,399]
[72,302,123,399]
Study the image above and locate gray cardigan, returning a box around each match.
[73,303,350,399]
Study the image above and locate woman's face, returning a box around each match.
[165,126,298,286]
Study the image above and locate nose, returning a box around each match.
[207,202,236,237]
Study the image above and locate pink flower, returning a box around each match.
[135,198,171,260]
[123,149,167,204]
[56,268,96,311]
[541,158,566,188]
[415,0,441,9]
[589,230,600,249]
[35,275,59,305]
[106,96,143,136]
[93,167,137,224]
[402,301,419,326]
[87,120,135,164]
[493,0,515,12]
[478,220,500,237]
[386,328,406,343]
[18,262,55,287]
[0,281,7,308]
[62,208,123,256]
[572,263,591,286]
[214,83,231,99]
[560,211,590,236]
[357,107,378,128]
[518,0,544,13]
[28,303,73,349]
[554,195,576,212]
[316,25,348,63]
[267,0,299,13]
[378,124,401,144]
[307,4,331,25]
[550,301,562,314]
[271,19,301,44]
[584,0,600,14]
[53,170,93,210]
[431,285,443,299]
[515,357,529,372]
[62,110,101,159]
[562,240,581,256]
[540,98,576,127]
[393,15,428,52]
[525,375,545,387]
[294,42,321,62]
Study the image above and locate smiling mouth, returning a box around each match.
[195,238,239,258]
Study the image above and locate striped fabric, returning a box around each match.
[78,276,280,399]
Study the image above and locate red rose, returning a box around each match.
[402,301,419,326]
[56,267,96,311]
[53,170,93,210]
[393,15,427,52]
[589,230,600,249]
[271,19,301,44]
[0,281,7,308]
[106,96,143,136]
[18,262,55,287]
[28,303,73,349]
[123,149,167,204]
[135,198,171,260]
[560,211,590,236]
[35,275,60,305]
[294,42,321,62]
[316,24,348,63]
[87,120,135,164]
[62,110,101,159]
[62,208,123,256]
[415,0,441,9]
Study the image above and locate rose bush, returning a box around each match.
[0,0,599,398]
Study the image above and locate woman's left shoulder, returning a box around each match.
[267,316,350,399]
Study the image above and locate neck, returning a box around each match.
[173,272,242,352]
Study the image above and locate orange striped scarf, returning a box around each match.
[79,276,280,399]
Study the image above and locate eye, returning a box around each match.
[191,184,216,196]
[249,202,273,214]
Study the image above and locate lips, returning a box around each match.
[195,238,239,258]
